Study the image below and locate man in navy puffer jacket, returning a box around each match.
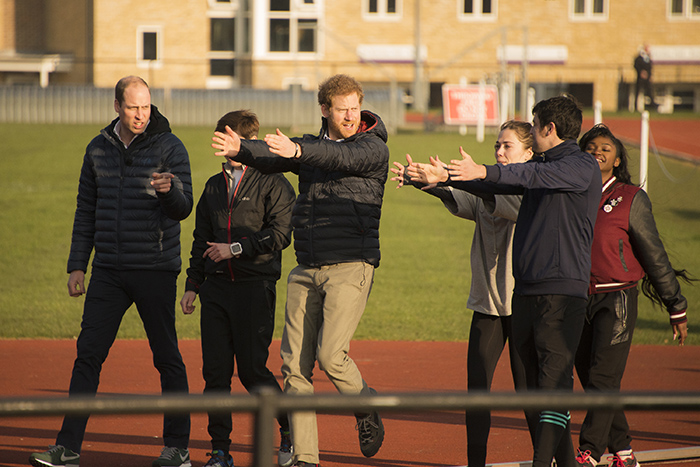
[213,74,388,467]
[30,76,193,467]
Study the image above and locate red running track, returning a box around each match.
[1,340,700,467]
[582,117,700,163]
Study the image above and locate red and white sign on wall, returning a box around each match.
[442,84,500,125]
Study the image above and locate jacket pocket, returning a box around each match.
[611,290,631,345]
[618,239,629,272]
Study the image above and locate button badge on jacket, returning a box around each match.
[603,196,623,213]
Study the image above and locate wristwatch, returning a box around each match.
[229,242,243,256]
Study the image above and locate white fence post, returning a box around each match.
[526,87,535,123]
[639,111,650,192]
[477,79,486,143]
[459,76,468,136]
[594,100,602,125]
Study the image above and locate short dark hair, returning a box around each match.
[115,76,149,105]
[317,74,364,109]
[579,123,632,185]
[532,94,582,141]
[215,110,260,139]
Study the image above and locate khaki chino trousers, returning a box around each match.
[280,261,375,464]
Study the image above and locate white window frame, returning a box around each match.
[136,26,163,69]
[209,9,236,52]
[667,0,700,20]
[362,0,402,22]
[458,0,497,23]
[569,0,608,22]
[264,1,323,59]
[207,2,240,88]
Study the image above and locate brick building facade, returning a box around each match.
[1,0,699,111]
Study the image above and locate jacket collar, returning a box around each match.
[318,110,383,141]
[104,104,171,146]
[543,139,579,162]
[602,176,617,193]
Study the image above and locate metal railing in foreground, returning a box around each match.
[3,390,700,467]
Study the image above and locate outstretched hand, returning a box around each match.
[406,155,448,188]
[264,128,298,158]
[212,125,241,158]
[445,147,487,181]
[390,154,415,188]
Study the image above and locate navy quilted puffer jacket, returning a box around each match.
[234,110,389,268]
[67,105,193,273]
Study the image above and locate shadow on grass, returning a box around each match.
[635,317,672,332]
[670,207,700,221]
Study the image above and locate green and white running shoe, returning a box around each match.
[152,447,191,467]
[29,445,80,467]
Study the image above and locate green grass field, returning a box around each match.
[0,121,698,344]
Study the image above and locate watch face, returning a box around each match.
[231,243,242,255]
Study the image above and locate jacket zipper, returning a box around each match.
[226,166,247,281]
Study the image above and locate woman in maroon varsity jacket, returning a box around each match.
[574,124,690,467]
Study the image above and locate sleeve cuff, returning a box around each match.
[484,164,501,183]
[670,309,687,326]
[238,237,254,257]
[185,278,200,293]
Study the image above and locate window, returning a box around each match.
[573,0,604,13]
[211,18,235,51]
[464,0,491,14]
[269,18,290,52]
[669,0,700,18]
[298,19,317,52]
[137,27,162,68]
[270,0,290,11]
[570,0,607,20]
[210,59,235,76]
[142,32,157,60]
[459,0,496,21]
[363,0,401,20]
[208,0,243,85]
[267,1,320,54]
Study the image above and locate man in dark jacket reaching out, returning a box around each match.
[30,76,193,467]
[212,74,389,467]
[407,95,602,467]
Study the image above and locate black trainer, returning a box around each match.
[355,387,384,457]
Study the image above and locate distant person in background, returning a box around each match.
[180,110,296,467]
[634,44,653,111]
[390,120,538,467]
[574,124,690,467]
[29,75,193,467]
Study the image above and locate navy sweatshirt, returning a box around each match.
[449,139,601,299]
